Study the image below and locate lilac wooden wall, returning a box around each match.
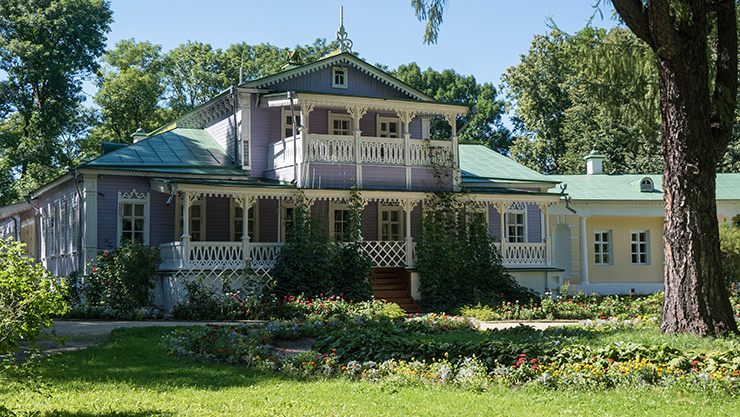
[362,166,405,190]
[37,178,79,276]
[259,198,279,242]
[205,115,235,160]
[489,206,502,240]
[410,168,450,191]
[362,202,378,240]
[249,97,280,178]
[150,190,175,246]
[267,66,412,99]
[527,204,542,243]
[97,176,150,249]
[205,197,230,241]
[308,164,357,189]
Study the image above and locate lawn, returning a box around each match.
[3,326,740,417]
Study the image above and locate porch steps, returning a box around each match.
[372,267,421,314]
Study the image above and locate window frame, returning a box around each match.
[229,198,259,242]
[505,209,526,243]
[378,205,403,241]
[630,230,650,265]
[328,110,353,136]
[593,229,612,265]
[332,66,348,89]
[280,202,297,243]
[376,115,401,138]
[117,189,150,246]
[329,202,352,242]
[281,108,299,139]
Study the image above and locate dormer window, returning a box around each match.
[640,177,654,193]
[332,67,347,89]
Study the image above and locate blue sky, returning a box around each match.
[92,0,617,98]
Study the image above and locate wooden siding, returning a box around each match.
[204,115,236,160]
[250,100,280,177]
[410,167,450,191]
[362,166,405,190]
[410,205,422,240]
[489,206,502,240]
[269,66,412,99]
[362,201,378,240]
[96,176,150,249]
[308,164,357,189]
[259,198,279,242]
[205,196,231,242]
[149,191,175,247]
[527,204,542,243]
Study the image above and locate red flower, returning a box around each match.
[530,359,538,364]
[691,360,700,366]
[104,280,110,285]
[92,267,97,272]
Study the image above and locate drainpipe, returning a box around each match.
[288,91,298,186]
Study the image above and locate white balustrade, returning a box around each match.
[359,137,405,165]
[188,242,243,269]
[159,241,185,270]
[362,240,407,267]
[267,136,301,170]
[248,243,283,269]
[306,135,354,163]
[408,139,453,166]
[502,243,547,266]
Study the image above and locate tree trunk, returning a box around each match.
[612,0,738,336]
[658,53,737,336]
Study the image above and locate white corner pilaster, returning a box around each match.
[580,216,589,285]
[82,174,98,274]
[238,91,252,170]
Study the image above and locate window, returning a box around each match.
[281,109,299,139]
[332,67,348,88]
[281,203,296,243]
[60,200,67,255]
[176,197,205,242]
[330,203,351,242]
[379,206,402,241]
[640,177,654,192]
[630,230,650,264]
[231,199,258,242]
[377,116,400,138]
[328,111,352,136]
[594,230,612,265]
[118,189,150,245]
[506,211,525,243]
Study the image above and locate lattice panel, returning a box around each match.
[166,268,274,307]
[362,240,407,267]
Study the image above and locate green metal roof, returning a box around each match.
[80,128,248,176]
[548,173,740,201]
[459,144,559,184]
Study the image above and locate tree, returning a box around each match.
[392,63,511,152]
[414,0,739,335]
[92,39,170,146]
[0,0,112,204]
[611,0,738,336]
[165,41,229,115]
[502,26,662,174]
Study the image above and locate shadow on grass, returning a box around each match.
[41,327,312,391]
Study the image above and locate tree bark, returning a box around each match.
[612,0,738,336]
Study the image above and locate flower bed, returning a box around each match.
[161,315,740,391]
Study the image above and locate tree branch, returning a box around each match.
[612,0,656,50]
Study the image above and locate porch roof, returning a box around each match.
[459,145,560,185]
[80,128,248,177]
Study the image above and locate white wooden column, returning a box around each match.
[400,200,418,267]
[236,194,255,268]
[580,216,589,285]
[82,174,98,274]
[299,104,314,187]
[397,110,416,190]
[181,191,193,267]
[539,202,552,266]
[493,202,510,262]
[446,113,461,191]
[348,106,367,187]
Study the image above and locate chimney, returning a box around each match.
[584,150,605,175]
[131,128,148,143]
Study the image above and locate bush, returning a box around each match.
[86,241,161,309]
[0,238,68,385]
[720,223,740,290]
[417,192,539,312]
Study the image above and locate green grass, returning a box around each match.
[3,327,740,416]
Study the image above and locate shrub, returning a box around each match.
[720,223,740,290]
[330,186,373,301]
[417,192,539,311]
[86,241,161,309]
[0,238,68,354]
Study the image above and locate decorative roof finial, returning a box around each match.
[336,5,353,53]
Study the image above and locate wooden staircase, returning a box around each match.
[372,267,421,313]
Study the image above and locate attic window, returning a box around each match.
[332,67,347,89]
[640,177,654,193]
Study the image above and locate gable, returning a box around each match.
[265,65,412,99]
[244,52,431,101]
